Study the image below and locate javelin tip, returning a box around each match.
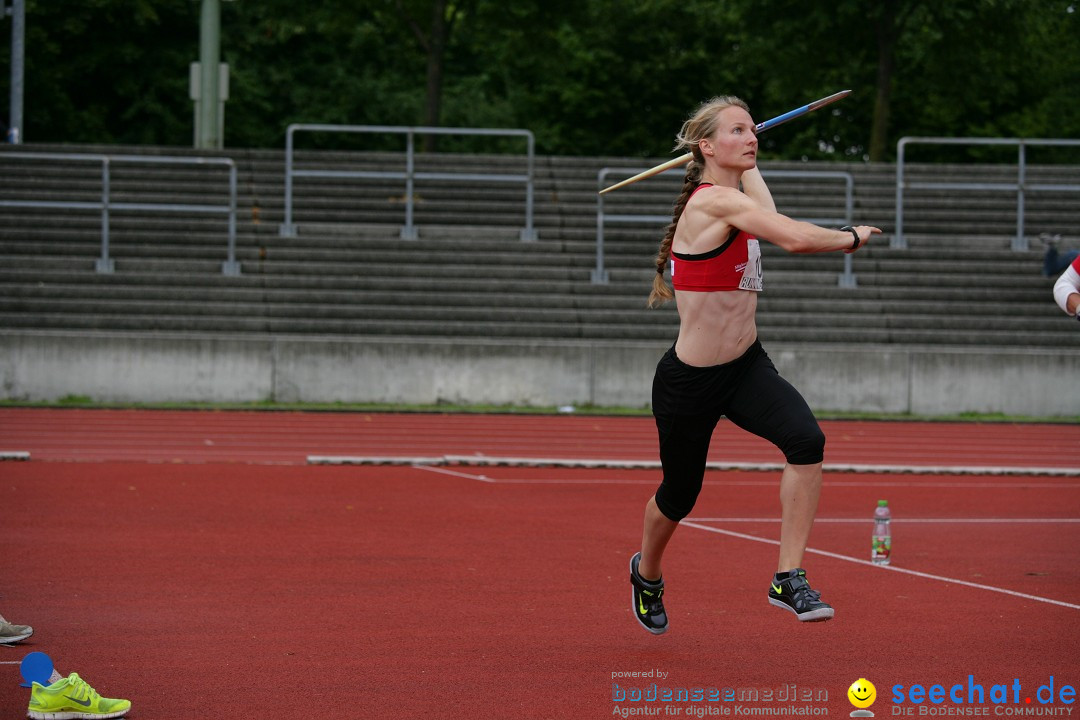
[808,89,852,110]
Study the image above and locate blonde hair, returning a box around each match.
[647,95,750,307]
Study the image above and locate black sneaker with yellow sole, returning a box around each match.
[768,568,834,622]
[630,552,668,635]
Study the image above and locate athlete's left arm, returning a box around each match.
[740,167,776,213]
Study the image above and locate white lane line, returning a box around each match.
[494,478,658,485]
[443,456,1079,476]
[306,454,1079,477]
[686,517,1080,524]
[444,477,1080,489]
[819,480,1080,488]
[307,455,443,465]
[411,464,495,483]
[679,521,1080,611]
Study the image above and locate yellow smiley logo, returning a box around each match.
[848,678,877,709]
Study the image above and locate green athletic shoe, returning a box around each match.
[768,568,834,622]
[27,673,131,719]
[630,552,668,634]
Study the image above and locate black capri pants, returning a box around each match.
[651,340,825,522]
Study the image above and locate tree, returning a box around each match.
[3,0,1076,156]
[389,0,474,151]
[0,0,194,145]
[221,0,422,150]
[869,0,903,161]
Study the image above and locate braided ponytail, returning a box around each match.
[646,95,749,308]
[648,160,703,307]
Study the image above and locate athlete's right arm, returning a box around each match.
[702,188,880,254]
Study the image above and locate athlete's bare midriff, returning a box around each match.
[673,289,758,366]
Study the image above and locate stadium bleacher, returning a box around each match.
[1,144,1077,414]
[2,144,1077,346]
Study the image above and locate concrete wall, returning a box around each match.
[1,330,1077,416]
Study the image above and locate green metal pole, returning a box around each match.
[197,0,221,149]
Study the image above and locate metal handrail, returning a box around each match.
[594,168,856,287]
[280,124,537,241]
[895,137,1080,250]
[0,151,239,275]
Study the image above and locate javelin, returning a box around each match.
[598,89,851,195]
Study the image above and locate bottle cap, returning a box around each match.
[877,499,888,506]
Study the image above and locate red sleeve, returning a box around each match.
[1073,256,1080,273]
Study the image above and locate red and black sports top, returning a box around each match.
[670,183,763,292]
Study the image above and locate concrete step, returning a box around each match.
[3,295,1059,330]
[1,282,660,309]
[1,258,1048,294]
[3,311,1075,347]
[0,267,610,295]
[0,241,591,267]
[3,143,1076,351]
[2,279,1054,315]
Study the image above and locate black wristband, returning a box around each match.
[840,225,860,250]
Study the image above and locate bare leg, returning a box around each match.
[639,495,679,581]
[777,462,823,572]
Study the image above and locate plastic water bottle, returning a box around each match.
[872,500,891,565]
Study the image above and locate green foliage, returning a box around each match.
[1,0,1077,157]
[2,0,194,144]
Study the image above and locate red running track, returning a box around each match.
[1,462,1078,718]
[0,409,1078,719]
[0,408,1078,469]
